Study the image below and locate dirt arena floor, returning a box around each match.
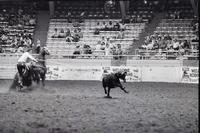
[0,80,198,133]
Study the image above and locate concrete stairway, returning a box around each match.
[128,12,166,55]
[33,11,50,47]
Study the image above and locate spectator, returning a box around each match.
[52,28,59,38]
[117,30,124,39]
[65,28,71,37]
[113,22,120,31]
[83,44,92,54]
[94,22,100,35]
[164,34,172,41]
[181,40,190,49]
[100,36,106,45]
[36,39,41,54]
[0,45,4,53]
[101,22,107,31]
[153,40,159,50]
[136,15,142,23]
[172,39,180,50]
[73,45,81,55]
[120,22,126,31]
[107,21,113,31]
[105,44,110,56]
[77,28,83,38]
[95,41,102,51]
[29,18,36,26]
[166,40,173,50]
[58,28,66,38]
[72,29,80,42]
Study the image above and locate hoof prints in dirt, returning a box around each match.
[27,122,48,128]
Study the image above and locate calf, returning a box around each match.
[102,71,128,98]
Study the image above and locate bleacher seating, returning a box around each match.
[0,2,37,53]
[46,18,146,56]
[136,0,199,60]
[46,0,158,57]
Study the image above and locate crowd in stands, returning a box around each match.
[139,33,193,55]
[0,3,37,53]
[39,0,199,60]
[94,20,126,35]
[51,26,83,42]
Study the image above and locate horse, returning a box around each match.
[10,63,33,91]
[32,47,50,87]
[102,71,128,98]
[10,47,50,91]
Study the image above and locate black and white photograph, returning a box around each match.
[0,0,199,132]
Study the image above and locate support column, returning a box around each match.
[49,1,55,17]
[190,0,198,16]
[124,1,130,12]
[120,0,126,20]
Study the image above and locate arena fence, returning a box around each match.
[0,54,198,84]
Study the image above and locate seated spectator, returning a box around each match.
[105,44,110,56]
[73,45,81,55]
[77,28,83,38]
[26,37,33,48]
[52,28,59,38]
[153,40,159,50]
[130,17,137,23]
[145,39,155,50]
[105,37,110,46]
[101,22,107,31]
[113,22,120,31]
[29,18,36,26]
[36,39,41,54]
[17,46,24,53]
[72,29,80,42]
[1,33,8,44]
[136,15,142,23]
[179,45,185,56]
[95,42,102,51]
[164,34,172,41]
[94,22,101,35]
[100,43,106,50]
[172,39,180,50]
[107,21,113,31]
[66,35,73,42]
[83,44,92,54]
[0,45,4,53]
[65,28,71,37]
[174,10,180,19]
[58,28,66,38]
[120,22,126,31]
[159,40,167,50]
[73,21,80,27]
[166,40,173,50]
[117,30,124,39]
[100,36,106,44]
[180,40,190,49]
[113,44,123,59]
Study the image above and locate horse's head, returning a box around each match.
[40,47,50,57]
[115,71,127,83]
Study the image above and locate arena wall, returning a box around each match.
[0,58,198,84]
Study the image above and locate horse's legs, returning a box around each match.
[106,88,112,98]
[118,84,128,93]
[104,86,107,94]
[41,75,45,88]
